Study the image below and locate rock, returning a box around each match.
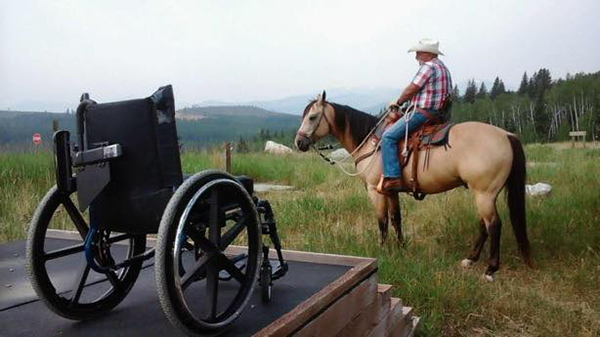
[264,141,293,155]
[329,148,350,160]
[254,183,294,192]
[525,183,552,197]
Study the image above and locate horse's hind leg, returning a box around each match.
[461,219,488,267]
[367,187,388,244]
[386,194,403,245]
[473,192,502,281]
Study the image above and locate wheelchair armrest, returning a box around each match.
[73,144,122,167]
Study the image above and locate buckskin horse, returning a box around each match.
[294,92,531,281]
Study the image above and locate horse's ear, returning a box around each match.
[322,90,327,102]
[316,92,323,104]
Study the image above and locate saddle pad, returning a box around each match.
[421,122,454,146]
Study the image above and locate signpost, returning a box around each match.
[569,131,586,148]
[32,133,42,146]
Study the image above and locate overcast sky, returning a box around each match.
[1,0,599,111]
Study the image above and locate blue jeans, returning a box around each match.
[381,112,429,178]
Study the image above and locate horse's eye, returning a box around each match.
[309,115,317,121]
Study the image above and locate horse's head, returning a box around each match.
[295,91,334,152]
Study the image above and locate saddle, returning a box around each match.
[397,120,454,200]
[370,109,454,199]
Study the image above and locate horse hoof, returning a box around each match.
[483,274,494,282]
[460,259,474,268]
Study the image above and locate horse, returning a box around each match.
[294,91,531,281]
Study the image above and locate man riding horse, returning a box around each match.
[377,38,453,195]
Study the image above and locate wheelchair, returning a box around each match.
[25,85,287,336]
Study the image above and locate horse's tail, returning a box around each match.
[505,134,532,267]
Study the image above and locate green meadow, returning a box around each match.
[1,144,599,336]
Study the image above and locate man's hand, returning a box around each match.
[387,111,401,123]
[388,98,401,111]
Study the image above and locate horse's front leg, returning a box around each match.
[386,193,403,246]
[367,186,388,244]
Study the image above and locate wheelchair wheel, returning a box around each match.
[156,170,261,335]
[26,186,146,320]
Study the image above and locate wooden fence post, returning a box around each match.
[225,142,231,173]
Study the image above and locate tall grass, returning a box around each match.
[0,151,54,242]
[1,145,599,336]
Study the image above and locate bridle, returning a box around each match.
[296,103,330,144]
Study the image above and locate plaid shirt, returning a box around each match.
[410,58,452,110]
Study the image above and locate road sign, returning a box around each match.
[32,133,42,145]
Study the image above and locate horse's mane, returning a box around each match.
[329,102,378,147]
[303,100,378,147]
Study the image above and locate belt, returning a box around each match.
[414,107,440,123]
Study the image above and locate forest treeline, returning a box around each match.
[451,70,599,143]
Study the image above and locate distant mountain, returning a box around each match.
[3,100,73,113]
[178,105,295,118]
[201,95,312,115]
[199,87,399,115]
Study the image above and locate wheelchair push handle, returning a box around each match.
[75,93,96,151]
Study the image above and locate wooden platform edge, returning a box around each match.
[294,274,379,337]
[254,260,377,336]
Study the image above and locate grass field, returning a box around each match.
[1,144,599,336]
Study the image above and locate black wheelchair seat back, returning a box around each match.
[84,85,183,234]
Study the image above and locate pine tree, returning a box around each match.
[452,85,460,100]
[536,68,552,95]
[527,74,537,98]
[498,80,506,94]
[490,77,501,100]
[532,93,549,142]
[528,68,553,99]
[237,135,250,153]
[476,82,488,99]
[518,72,528,95]
[463,79,477,104]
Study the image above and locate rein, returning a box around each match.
[310,106,393,177]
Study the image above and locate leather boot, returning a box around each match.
[376,176,403,195]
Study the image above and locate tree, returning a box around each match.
[476,82,488,99]
[452,85,460,101]
[518,72,528,95]
[463,79,477,104]
[498,80,506,94]
[527,75,537,98]
[535,68,552,96]
[532,93,549,141]
[237,135,250,153]
[528,68,553,100]
[490,77,507,100]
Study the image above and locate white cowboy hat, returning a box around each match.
[407,38,444,55]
